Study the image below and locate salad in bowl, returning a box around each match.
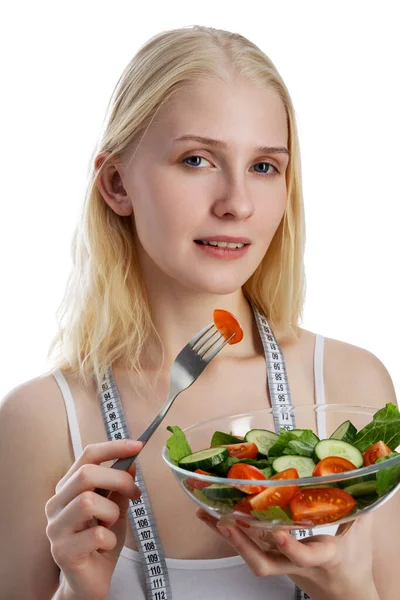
[162,402,400,530]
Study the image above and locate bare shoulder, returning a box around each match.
[0,371,74,477]
[0,372,75,598]
[321,332,397,408]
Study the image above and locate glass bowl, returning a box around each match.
[162,404,400,531]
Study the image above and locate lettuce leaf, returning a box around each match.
[353,403,400,452]
[251,506,293,524]
[210,431,243,446]
[267,428,299,457]
[376,452,400,497]
[166,425,192,464]
[282,429,320,457]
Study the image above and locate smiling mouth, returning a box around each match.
[194,240,248,249]
[194,238,249,250]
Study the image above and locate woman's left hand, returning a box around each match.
[196,509,380,600]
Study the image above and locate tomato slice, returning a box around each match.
[247,468,299,511]
[220,442,258,459]
[187,469,214,491]
[313,456,357,476]
[290,487,356,525]
[213,309,243,344]
[363,441,393,466]
[227,463,267,494]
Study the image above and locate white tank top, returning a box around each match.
[54,334,336,599]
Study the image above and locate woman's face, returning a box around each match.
[120,76,289,295]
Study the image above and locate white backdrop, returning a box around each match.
[0,1,398,400]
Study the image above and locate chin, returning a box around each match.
[186,274,250,296]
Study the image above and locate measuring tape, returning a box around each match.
[98,367,172,599]
[96,306,311,600]
[253,306,313,600]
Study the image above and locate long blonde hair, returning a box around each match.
[49,25,306,386]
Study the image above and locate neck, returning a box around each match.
[141,278,261,371]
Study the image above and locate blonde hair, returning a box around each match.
[49,25,306,386]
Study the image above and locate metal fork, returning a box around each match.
[95,322,234,496]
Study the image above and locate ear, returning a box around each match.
[94,152,133,216]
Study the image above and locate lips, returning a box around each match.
[194,236,251,245]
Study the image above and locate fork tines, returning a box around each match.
[191,323,235,360]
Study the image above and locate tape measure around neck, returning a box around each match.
[96,308,312,600]
[252,306,313,600]
[98,367,172,600]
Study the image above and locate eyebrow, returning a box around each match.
[174,134,289,156]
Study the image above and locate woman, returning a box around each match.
[0,25,398,600]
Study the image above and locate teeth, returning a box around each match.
[200,240,245,249]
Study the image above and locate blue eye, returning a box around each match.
[182,156,279,176]
[253,162,278,175]
[183,156,210,168]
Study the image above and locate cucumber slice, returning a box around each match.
[313,439,363,468]
[179,447,229,471]
[272,455,316,478]
[202,483,245,500]
[330,420,357,444]
[245,429,278,456]
[343,480,378,497]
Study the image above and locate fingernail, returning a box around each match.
[273,531,286,546]
[217,525,231,539]
[235,519,250,528]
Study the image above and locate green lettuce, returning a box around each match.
[210,431,244,446]
[282,429,320,457]
[376,452,400,497]
[166,425,192,464]
[353,403,400,453]
[251,506,293,524]
[268,428,299,457]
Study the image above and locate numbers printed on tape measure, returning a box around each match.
[256,309,314,600]
[99,369,171,599]
[98,311,310,600]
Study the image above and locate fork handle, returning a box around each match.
[94,392,176,497]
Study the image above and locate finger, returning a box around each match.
[215,524,297,577]
[52,526,117,566]
[49,464,141,513]
[56,439,143,492]
[50,491,122,535]
[270,529,338,569]
[196,508,219,526]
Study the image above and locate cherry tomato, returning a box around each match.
[247,468,299,511]
[290,487,356,525]
[187,469,214,491]
[227,463,267,494]
[363,441,393,466]
[220,442,259,459]
[213,309,243,344]
[313,456,357,476]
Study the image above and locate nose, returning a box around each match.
[211,176,255,220]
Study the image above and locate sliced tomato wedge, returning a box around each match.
[247,468,299,511]
[187,469,214,491]
[363,441,393,466]
[313,456,357,476]
[220,442,258,459]
[227,463,267,494]
[213,309,243,344]
[290,487,356,525]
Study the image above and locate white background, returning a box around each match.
[0,1,398,400]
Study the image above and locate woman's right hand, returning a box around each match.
[45,439,143,600]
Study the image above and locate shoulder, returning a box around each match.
[314,330,397,409]
[0,371,74,478]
